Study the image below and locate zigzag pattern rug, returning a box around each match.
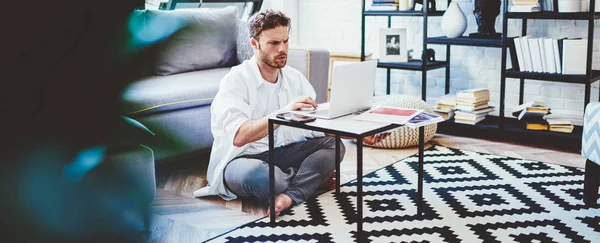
[207,146,600,242]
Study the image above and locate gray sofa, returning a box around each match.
[120,7,330,163]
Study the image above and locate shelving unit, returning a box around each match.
[361,0,448,98]
[497,0,599,147]
[427,34,507,140]
[360,0,599,151]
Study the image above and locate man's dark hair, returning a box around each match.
[248,9,291,39]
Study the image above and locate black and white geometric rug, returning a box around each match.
[207,146,600,242]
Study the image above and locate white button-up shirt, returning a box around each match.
[194,55,324,200]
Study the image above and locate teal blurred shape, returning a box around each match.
[127,9,187,48]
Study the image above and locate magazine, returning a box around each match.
[353,106,422,125]
[405,111,446,128]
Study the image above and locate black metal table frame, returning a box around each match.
[267,118,426,241]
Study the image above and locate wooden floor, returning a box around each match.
[149,133,585,242]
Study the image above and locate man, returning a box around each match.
[194,10,387,215]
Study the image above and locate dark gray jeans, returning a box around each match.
[223,136,345,205]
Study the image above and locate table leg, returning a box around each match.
[418,127,424,217]
[269,120,276,224]
[356,137,364,241]
[335,135,341,194]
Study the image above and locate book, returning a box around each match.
[512,100,547,117]
[433,109,454,120]
[524,119,549,130]
[456,88,490,98]
[456,106,495,115]
[538,38,548,72]
[544,38,557,73]
[455,103,491,112]
[529,38,543,72]
[546,118,574,133]
[436,104,456,110]
[456,96,490,104]
[509,4,542,12]
[405,111,446,128]
[353,106,421,125]
[454,111,487,121]
[521,36,534,72]
[562,39,587,75]
[514,37,526,71]
[553,38,562,73]
[455,116,486,125]
[517,106,551,120]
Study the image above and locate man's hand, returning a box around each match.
[280,96,318,112]
[363,132,391,146]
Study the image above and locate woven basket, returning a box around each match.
[367,95,437,149]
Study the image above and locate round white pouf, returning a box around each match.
[368,95,437,149]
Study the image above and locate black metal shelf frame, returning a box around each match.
[499,0,599,132]
[505,69,600,84]
[427,36,503,48]
[505,12,600,20]
[363,10,445,17]
[361,0,449,99]
[377,60,449,71]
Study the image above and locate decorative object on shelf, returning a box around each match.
[411,0,436,11]
[379,28,408,62]
[399,0,410,10]
[408,0,415,10]
[422,48,436,62]
[469,0,502,39]
[441,1,467,38]
[558,0,583,12]
[407,49,414,60]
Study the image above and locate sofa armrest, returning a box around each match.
[583,102,600,163]
[287,48,330,104]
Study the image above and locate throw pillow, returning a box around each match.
[236,20,254,63]
[147,7,239,76]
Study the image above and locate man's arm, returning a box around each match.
[233,96,318,147]
[233,110,280,147]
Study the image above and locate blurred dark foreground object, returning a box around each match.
[1,0,158,242]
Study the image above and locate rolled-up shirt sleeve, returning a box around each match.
[211,75,252,147]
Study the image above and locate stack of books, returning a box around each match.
[509,0,542,12]
[546,118,574,133]
[454,88,494,125]
[512,101,552,130]
[369,0,399,10]
[433,94,456,120]
[512,37,587,75]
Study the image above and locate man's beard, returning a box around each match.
[258,49,287,69]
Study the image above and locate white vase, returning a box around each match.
[440,2,467,38]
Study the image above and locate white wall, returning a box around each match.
[295,0,600,119]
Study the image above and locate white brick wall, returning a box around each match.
[290,0,600,118]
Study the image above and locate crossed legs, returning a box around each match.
[224,136,345,214]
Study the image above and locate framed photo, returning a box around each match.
[379,28,408,63]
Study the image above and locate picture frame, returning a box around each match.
[379,28,408,63]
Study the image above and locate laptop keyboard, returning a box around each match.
[313,109,330,116]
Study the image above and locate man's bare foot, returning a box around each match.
[267,193,293,216]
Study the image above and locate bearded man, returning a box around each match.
[195,9,384,215]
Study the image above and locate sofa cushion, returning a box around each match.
[237,20,254,63]
[121,67,230,116]
[146,7,238,75]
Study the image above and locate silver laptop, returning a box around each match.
[293,60,377,119]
